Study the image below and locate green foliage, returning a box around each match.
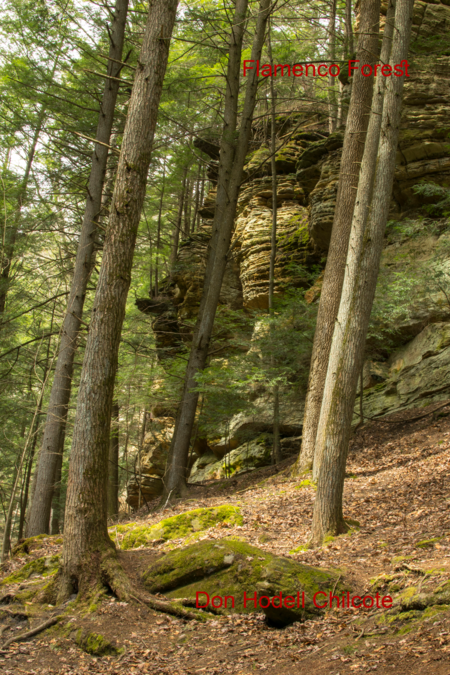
[413,182,450,217]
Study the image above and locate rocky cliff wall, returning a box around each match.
[129,0,450,506]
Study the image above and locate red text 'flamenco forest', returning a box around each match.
[243,59,410,78]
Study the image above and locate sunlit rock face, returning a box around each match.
[128,0,450,503]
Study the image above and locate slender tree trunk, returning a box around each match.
[310,0,412,544]
[27,0,129,537]
[327,0,337,133]
[169,167,187,273]
[0,111,46,316]
[108,401,120,518]
[191,161,202,233]
[346,0,354,57]
[163,0,271,497]
[1,350,52,560]
[58,0,178,601]
[183,178,191,237]
[18,309,55,541]
[294,0,381,476]
[50,452,63,535]
[154,163,166,298]
[267,22,281,465]
[314,0,395,481]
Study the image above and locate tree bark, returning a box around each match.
[27,0,129,537]
[50,451,63,535]
[154,163,166,298]
[327,0,337,133]
[314,0,395,482]
[108,401,120,518]
[310,0,413,545]
[267,22,281,465]
[293,0,381,476]
[169,167,187,274]
[163,0,272,497]
[0,110,46,316]
[58,0,178,601]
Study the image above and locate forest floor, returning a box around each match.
[1,402,450,674]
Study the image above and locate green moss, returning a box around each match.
[415,537,441,549]
[75,630,120,656]
[423,604,449,619]
[400,586,418,602]
[112,505,242,550]
[258,534,272,544]
[1,554,60,586]
[11,534,49,557]
[294,479,316,490]
[142,537,346,624]
[289,544,310,554]
[391,555,414,564]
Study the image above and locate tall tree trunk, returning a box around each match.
[327,0,337,133]
[58,0,178,601]
[163,0,272,497]
[169,168,187,273]
[1,348,52,561]
[191,161,202,233]
[293,0,381,476]
[27,0,130,537]
[345,0,354,57]
[108,401,120,518]
[154,163,166,298]
[0,110,46,316]
[50,452,63,535]
[183,178,191,237]
[267,22,281,465]
[310,0,412,545]
[17,321,55,540]
[314,0,395,481]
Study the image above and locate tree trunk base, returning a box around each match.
[56,545,132,605]
[310,516,349,547]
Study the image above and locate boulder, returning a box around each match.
[126,417,173,508]
[356,322,450,421]
[111,505,242,550]
[141,538,346,626]
[189,439,271,483]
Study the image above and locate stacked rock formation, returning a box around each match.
[128,0,450,504]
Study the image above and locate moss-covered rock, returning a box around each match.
[75,630,120,656]
[142,537,346,626]
[111,505,242,550]
[0,554,60,586]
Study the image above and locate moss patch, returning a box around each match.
[75,630,120,656]
[294,479,316,490]
[1,555,60,586]
[142,537,347,626]
[415,537,441,549]
[111,505,243,550]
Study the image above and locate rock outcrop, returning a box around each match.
[129,0,450,501]
[141,537,346,626]
[357,322,450,421]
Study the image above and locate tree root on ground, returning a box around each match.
[174,597,227,616]
[0,607,29,619]
[0,614,62,651]
[130,593,200,620]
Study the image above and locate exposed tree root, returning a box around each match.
[174,597,227,616]
[0,614,62,651]
[0,607,29,619]
[130,593,201,621]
